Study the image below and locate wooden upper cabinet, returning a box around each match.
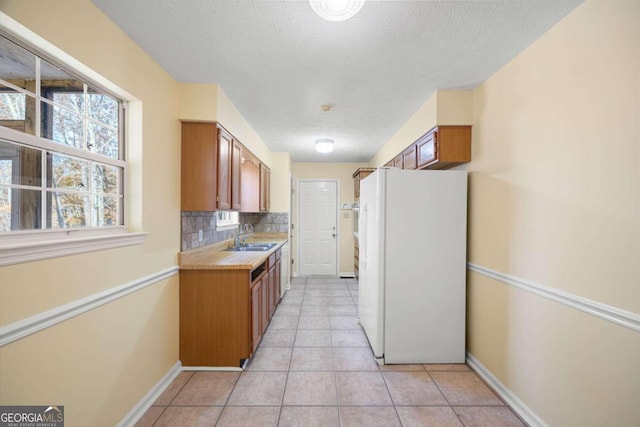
[182,121,259,212]
[181,122,218,211]
[352,168,375,200]
[384,125,472,171]
[231,139,242,211]
[417,126,471,169]
[259,163,270,212]
[217,128,233,210]
[402,144,417,170]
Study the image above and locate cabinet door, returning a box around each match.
[231,140,242,211]
[251,281,262,353]
[392,155,403,169]
[354,175,360,199]
[402,144,417,170]
[261,275,270,334]
[274,259,281,303]
[217,128,233,210]
[417,130,437,168]
[259,163,270,212]
[268,266,277,316]
[181,122,217,211]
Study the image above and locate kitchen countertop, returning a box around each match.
[178,232,288,270]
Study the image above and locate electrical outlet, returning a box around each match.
[198,229,204,241]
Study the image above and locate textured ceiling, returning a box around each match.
[91,0,582,162]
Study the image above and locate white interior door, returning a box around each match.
[298,181,338,276]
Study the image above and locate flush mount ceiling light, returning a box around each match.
[309,0,366,22]
[315,139,334,153]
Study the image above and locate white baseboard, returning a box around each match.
[117,361,182,427]
[467,352,547,427]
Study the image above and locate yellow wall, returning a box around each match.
[0,0,181,425]
[467,1,640,425]
[292,162,368,274]
[437,90,474,126]
[270,152,293,214]
[177,83,218,121]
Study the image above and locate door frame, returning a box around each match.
[296,179,340,277]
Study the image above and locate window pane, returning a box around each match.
[49,191,89,229]
[41,101,85,149]
[88,87,118,127]
[0,140,42,186]
[52,92,84,115]
[93,195,119,226]
[40,59,83,103]
[92,163,119,194]
[0,84,26,120]
[0,36,37,92]
[0,160,10,185]
[0,85,37,135]
[87,121,118,158]
[48,152,89,191]
[0,186,42,232]
[0,186,9,231]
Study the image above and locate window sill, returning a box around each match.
[0,228,148,267]
[216,224,240,232]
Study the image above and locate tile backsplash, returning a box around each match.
[181,211,289,251]
[239,212,289,233]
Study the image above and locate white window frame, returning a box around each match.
[0,13,147,267]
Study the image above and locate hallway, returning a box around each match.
[136,277,525,426]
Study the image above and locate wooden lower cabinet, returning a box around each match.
[180,248,283,367]
[354,239,359,279]
[180,269,252,367]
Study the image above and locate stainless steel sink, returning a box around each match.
[224,242,277,252]
[245,242,277,249]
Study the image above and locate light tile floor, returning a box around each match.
[136,277,527,426]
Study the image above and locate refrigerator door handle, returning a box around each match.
[361,202,367,269]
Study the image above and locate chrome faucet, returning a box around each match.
[233,229,241,247]
[236,223,254,246]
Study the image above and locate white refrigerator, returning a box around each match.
[358,168,467,364]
